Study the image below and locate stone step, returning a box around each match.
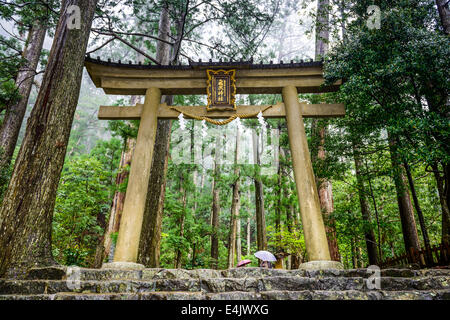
[24,266,450,281]
[1,276,449,295]
[0,289,449,300]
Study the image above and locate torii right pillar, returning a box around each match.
[282,85,343,270]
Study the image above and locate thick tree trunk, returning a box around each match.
[353,141,379,265]
[432,163,450,246]
[0,0,97,278]
[227,126,241,268]
[252,130,267,251]
[137,5,173,267]
[0,22,46,174]
[210,139,221,269]
[436,0,450,34]
[388,134,421,255]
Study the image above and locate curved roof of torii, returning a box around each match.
[84,55,341,95]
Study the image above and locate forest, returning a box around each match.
[0,0,448,278]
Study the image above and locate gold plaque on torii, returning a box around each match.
[206,69,236,111]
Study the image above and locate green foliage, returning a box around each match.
[0,35,23,113]
[52,138,122,267]
[324,0,449,168]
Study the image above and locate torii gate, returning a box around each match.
[85,56,345,270]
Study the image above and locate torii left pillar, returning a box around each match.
[102,87,161,270]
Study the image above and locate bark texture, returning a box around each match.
[174,175,187,268]
[315,0,330,59]
[236,214,241,262]
[0,0,98,278]
[210,138,221,269]
[246,189,252,256]
[432,163,450,246]
[0,22,46,173]
[252,130,267,251]
[436,0,450,34]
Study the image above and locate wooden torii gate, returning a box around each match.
[85,57,345,270]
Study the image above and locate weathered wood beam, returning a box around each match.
[101,76,328,90]
[98,102,345,120]
[98,105,142,119]
[86,62,325,79]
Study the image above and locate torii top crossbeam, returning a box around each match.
[84,55,345,271]
[85,56,341,95]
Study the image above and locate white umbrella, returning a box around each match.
[254,250,277,262]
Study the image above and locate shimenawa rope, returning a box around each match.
[169,105,273,126]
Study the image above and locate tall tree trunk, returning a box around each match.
[352,141,379,265]
[351,237,358,268]
[403,160,433,264]
[0,22,46,175]
[275,125,282,252]
[175,175,187,268]
[431,163,450,246]
[436,0,450,34]
[137,4,173,267]
[357,245,364,268]
[388,134,421,255]
[315,0,329,59]
[283,168,294,234]
[0,0,97,278]
[236,213,241,262]
[210,137,221,269]
[247,216,251,256]
[227,126,241,268]
[252,129,267,250]
[247,189,252,256]
[92,202,108,268]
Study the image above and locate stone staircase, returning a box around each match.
[0,267,449,300]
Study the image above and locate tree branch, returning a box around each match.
[91,28,174,46]
[91,30,160,65]
[86,37,116,55]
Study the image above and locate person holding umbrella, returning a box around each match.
[236,259,252,268]
[254,250,277,269]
